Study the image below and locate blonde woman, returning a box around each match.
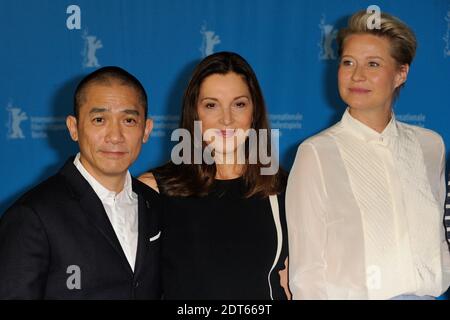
[286,11,450,300]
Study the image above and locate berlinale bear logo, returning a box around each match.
[6,102,28,139]
[200,23,221,58]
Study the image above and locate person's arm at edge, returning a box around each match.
[437,136,450,290]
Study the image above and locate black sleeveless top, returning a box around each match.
[156,176,288,300]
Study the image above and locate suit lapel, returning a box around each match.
[133,180,151,276]
[79,190,132,273]
[132,196,146,276]
[59,158,133,274]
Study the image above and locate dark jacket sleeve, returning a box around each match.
[0,204,50,299]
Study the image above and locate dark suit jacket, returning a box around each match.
[0,158,161,299]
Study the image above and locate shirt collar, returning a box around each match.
[73,153,136,202]
[340,107,398,143]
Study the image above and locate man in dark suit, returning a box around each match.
[0,66,161,299]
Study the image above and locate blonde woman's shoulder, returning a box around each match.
[398,121,444,148]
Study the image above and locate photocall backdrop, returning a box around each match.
[1,0,450,298]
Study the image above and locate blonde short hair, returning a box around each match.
[338,10,416,65]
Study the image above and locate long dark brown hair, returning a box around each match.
[154,51,286,198]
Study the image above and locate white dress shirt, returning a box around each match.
[286,108,450,299]
[74,153,138,272]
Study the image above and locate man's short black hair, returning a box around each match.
[73,66,148,118]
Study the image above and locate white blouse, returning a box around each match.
[286,109,450,300]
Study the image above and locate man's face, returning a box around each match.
[66,83,152,186]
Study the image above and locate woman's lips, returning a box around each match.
[349,87,371,93]
[217,129,236,138]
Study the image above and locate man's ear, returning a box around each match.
[66,115,79,142]
[142,118,153,143]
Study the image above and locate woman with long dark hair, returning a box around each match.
[140,51,290,300]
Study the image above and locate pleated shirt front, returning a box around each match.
[286,109,450,300]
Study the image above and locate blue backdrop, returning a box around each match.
[1,0,450,297]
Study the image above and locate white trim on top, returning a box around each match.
[268,194,282,300]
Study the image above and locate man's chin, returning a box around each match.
[98,161,131,176]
